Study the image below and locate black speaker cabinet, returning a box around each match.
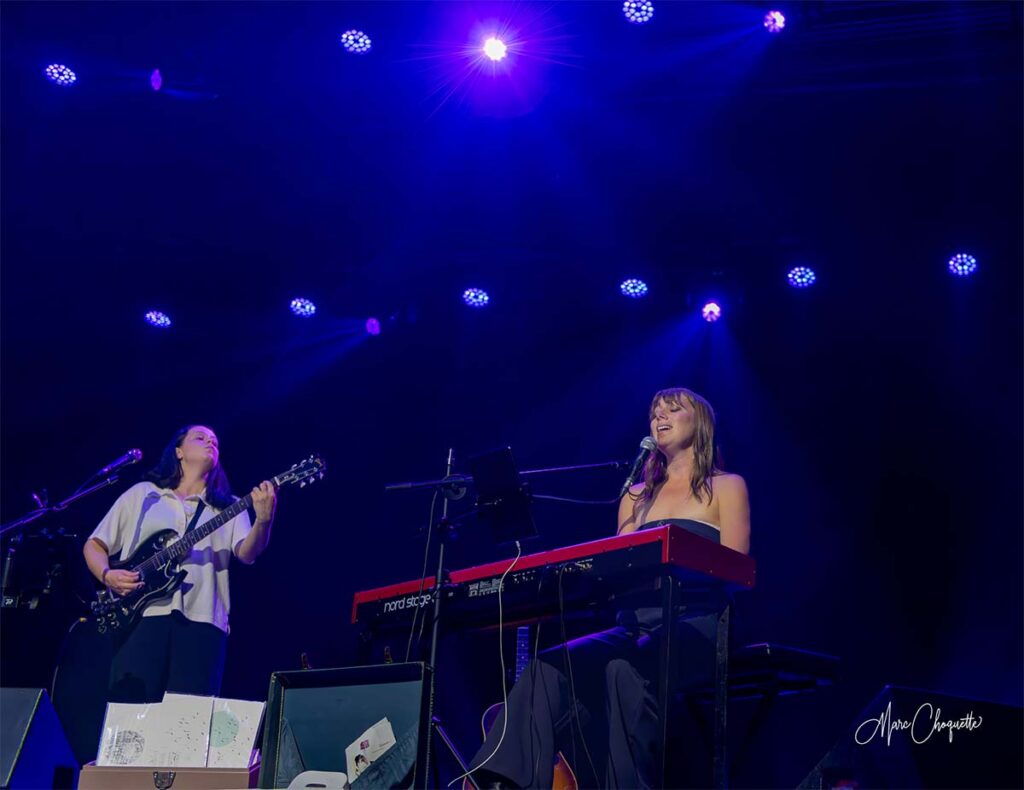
[0,688,77,789]
[799,685,1024,789]
[258,662,431,789]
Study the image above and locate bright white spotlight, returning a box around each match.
[623,0,655,25]
[44,64,77,87]
[764,10,786,34]
[701,302,722,322]
[340,30,372,55]
[483,37,508,62]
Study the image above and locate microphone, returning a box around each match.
[618,437,658,497]
[98,449,143,476]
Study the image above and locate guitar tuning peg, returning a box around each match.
[300,482,306,488]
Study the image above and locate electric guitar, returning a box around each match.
[90,454,325,634]
[466,625,577,790]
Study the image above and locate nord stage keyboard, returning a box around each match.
[352,524,756,629]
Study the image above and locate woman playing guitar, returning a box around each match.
[82,425,278,703]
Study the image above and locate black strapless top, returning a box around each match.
[637,518,720,544]
[620,518,721,633]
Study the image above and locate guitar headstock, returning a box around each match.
[273,455,327,489]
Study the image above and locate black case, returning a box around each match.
[258,663,431,789]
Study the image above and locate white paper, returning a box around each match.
[345,717,397,780]
[145,693,213,767]
[207,697,266,768]
[98,694,265,769]
[287,770,348,789]
[97,703,153,766]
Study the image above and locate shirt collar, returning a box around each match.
[153,485,210,506]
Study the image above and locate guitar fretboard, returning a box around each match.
[133,473,281,573]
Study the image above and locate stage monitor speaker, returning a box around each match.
[799,684,1023,789]
[258,662,431,790]
[0,688,78,789]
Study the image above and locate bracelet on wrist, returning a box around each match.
[101,568,111,584]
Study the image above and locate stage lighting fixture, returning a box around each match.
[764,10,786,33]
[787,266,816,288]
[483,37,508,62]
[947,253,978,277]
[701,302,722,322]
[150,69,163,91]
[340,30,372,54]
[44,64,76,87]
[144,310,172,329]
[623,0,654,24]
[366,317,381,336]
[463,288,490,308]
[620,278,649,299]
[290,298,317,317]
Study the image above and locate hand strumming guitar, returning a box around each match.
[105,569,143,596]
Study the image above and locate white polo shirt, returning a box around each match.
[90,481,252,634]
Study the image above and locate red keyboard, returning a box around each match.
[352,525,756,627]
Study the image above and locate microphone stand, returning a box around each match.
[0,475,122,537]
[421,450,481,790]
[387,456,629,787]
[384,458,630,494]
[1,473,121,609]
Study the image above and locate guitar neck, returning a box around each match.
[180,494,253,552]
[128,456,324,573]
[143,490,257,569]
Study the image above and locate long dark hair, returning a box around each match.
[144,425,234,509]
[631,387,723,517]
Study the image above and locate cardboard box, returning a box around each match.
[78,761,259,789]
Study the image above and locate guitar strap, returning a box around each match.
[182,499,207,536]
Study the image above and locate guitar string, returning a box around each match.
[448,540,523,788]
[133,497,248,573]
[132,463,304,572]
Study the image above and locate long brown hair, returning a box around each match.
[631,387,722,517]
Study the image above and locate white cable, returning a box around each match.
[448,540,523,788]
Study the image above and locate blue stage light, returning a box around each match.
[787,266,816,288]
[623,0,654,24]
[620,278,649,299]
[463,288,490,308]
[144,310,172,329]
[947,253,978,277]
[764,10,786,33]
[290,298,317,317]
[44,64,76,87]
[483,37,508,62]
[340,30,372,54]
[150,69,163,92]
[701,302,722,322]
[366,317,381,336]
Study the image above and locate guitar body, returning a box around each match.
[91,529,187,635]
[464,625,577,790]
[474,703,577,790]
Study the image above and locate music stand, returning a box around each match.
[468,447,537,545]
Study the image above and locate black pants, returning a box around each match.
[108,611,227,703]
[469,614,717,789]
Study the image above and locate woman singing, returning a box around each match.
[468,387,750,788]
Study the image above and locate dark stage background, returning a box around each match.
[2,0,1021,779]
